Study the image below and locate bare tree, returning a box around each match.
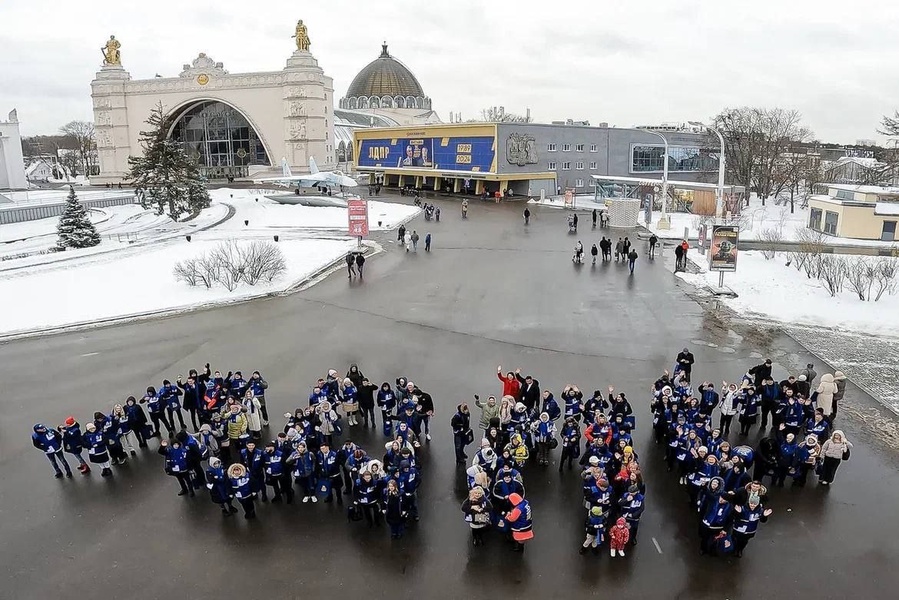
[211,240,243,291]
[474,106,533,123]
[239,241,287,285]
[173,259,201,287]
[873,256,899,301]
[818,256,846,297]
[713,107,813,204]
[796,227,827,279]
[59,121,96,177]
[197,255,220,289]
[844,257,873,300]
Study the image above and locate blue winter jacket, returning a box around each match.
[397,467,421,495]
[264,450,284,477]
[31,426,63,453]
[159,383,183,410]
[290,450,316,478]
[160,445,189,473]
[61,424,85,453]
[230,475,253,499]
[377,390,397,412]
[732,504,767,536]
[82,430,107,456]
[701,500,732,528]
[241,448,265,475]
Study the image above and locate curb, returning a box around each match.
[0,239,383,344]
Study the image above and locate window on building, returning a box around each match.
[835,189,854,200]
[590,144,597,152]
[562,162,571,170]
[548,161,557,170]
[575,178,584,187]
[589,161,597,170]
[809,208,822,231]
[576,161,584,170]
[563,144,571,152]
[824,211,839,235]
[576,144,585,152]
[631,145,718,172]
[589,179,596,187]
[547,143,556,152]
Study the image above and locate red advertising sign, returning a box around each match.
[347,199,369,237]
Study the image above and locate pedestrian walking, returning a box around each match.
[592,208,597,228]
[627,249,638,274]
[404,231,412,253]
[355,252,366,277]
[346,252,356,278]
[451,403,472,464]
[674,243,684,272]
[398,224,406,243]
[615,238,624,262]
[591,244,598,264]
[600,237,611,261]
[411,231,419,252]
[649,234,658,258]
[425,232,431,252]
[461,199,469,219]
[524,208,530,225]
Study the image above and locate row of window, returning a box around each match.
[547,143,597,152]
[631,145,717,173]
[548,161,598,171]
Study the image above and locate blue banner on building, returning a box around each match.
[358,136,495,172]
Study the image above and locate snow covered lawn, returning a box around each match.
[211,188,419,231]
[0,238,357,337]
[678,249,899,336]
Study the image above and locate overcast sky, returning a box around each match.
[2,0,898,144]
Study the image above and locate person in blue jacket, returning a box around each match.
[227,462,257,519]
[773,427,799,487]
[353,470,382,527]
[288,440,318,503]
[780,395,806,436]
[262,441,289,503]
[141,386,172,438]
[618,484,645,545]
[308,385,328,408]
[95,411,127,466]
[730,495,773,557]
[205,456,238,516]
[558,417,581,472]
[240,440,267,502]
[805,409,831,444]
[542,390,563,422]
[492,471,525,513]
[397,460,421,521]
[317,442,344,505]
[32,423,72,478]
[248,370,270,426]
[159,379,186,431]
[158,438,194,496]
[451,403,472,464]
[699,492,732,555]
[562,385,584,421]
[59,416,90,474]
[377,382,397,437]
[737,386,760,436]
[82,422,113,477]
[580,505,606,555]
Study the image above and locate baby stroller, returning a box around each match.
[568,214,577,232]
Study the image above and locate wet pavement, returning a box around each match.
[1,196,898,600]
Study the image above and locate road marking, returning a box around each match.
[652,537,663,554]
[80,352,100,357]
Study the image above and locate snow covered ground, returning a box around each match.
[210,188,419,232]
[0,238,358,337]
[0,202,230,266]
[678,248,899,336]
[528,195,608,212]
[644,200,899,248]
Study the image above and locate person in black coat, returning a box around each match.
[515,372,541,414]
[675,348,695,381]
[357,378,378,429]
[382,479,408,539]
[451,404,472,464]
[748,359,773,388]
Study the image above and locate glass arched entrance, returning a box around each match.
[170,100,270,180]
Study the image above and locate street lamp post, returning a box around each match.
[638,130,670,228]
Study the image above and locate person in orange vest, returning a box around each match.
[679,239,690,270]
[503,492,534,552]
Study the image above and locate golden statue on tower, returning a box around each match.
[293,20,311,51]
[101,35,121,66]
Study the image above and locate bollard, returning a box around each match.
[186,235,192,242]
[273,235,279,242]
[244,220,249,226]
[378,221,383,227]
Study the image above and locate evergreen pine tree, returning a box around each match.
[126,102,211,220]
[57,186,101,249]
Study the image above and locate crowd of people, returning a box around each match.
[650,352,852,557]
[31,352,854,555]
[30,364,435,536]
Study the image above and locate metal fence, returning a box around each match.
[0,194,137,225]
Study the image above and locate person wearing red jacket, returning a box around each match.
[609,517,631,557]
[584,414,614,446]
[497,366,521,399]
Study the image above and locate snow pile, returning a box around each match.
[211,188,419,231]
[0,238,358,336]
[678,249,899,337]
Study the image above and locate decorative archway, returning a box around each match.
[167,98,272,179]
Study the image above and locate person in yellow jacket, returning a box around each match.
[504,433,530,468]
